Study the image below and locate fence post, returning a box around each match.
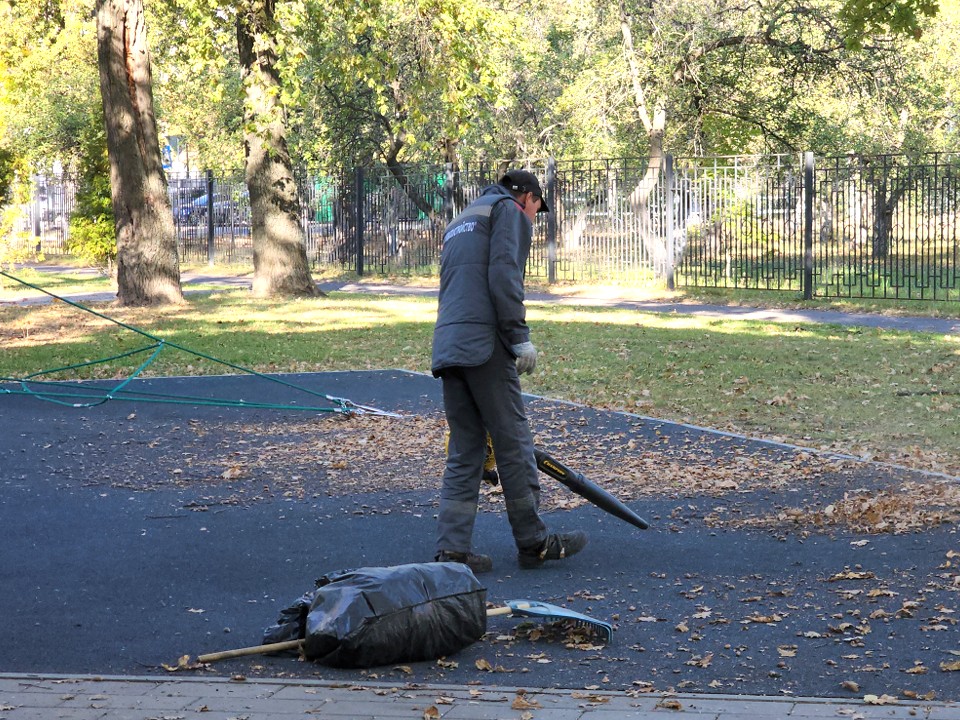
[665,154,675,290]
[546,158,558,284]
[32,175,42,253]
[205,169,215,266]
[354,167,365,277]
[803,152,814,300]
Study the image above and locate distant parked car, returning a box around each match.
[176,191,249,225]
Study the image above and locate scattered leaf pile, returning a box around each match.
[721,481,960,534]
[106,402,957,534]
[145,408,836,509]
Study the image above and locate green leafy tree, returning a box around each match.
[147,0,246,170]
[0,146,17,206]
[0,0,110,268]
[0,0,99,166]
[840,0,940,48]
[67,115,116,269]
[299,0,516,177]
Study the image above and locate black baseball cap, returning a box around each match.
[500,170,550,213]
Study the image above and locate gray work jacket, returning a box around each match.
[431,184,532,376]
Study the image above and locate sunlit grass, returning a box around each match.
[0,266,113,299]
[2,282,958,478]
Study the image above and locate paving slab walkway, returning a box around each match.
[2,673,959,720]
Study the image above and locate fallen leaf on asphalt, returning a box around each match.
[566,641,606,651]
[162,654,201,672]
[905,665,928,674]
[685,653,713,668]
[743,614,783,624]
[436,658,458,669]
[841,680,860,692]
[475,658,493,671]
[656,698,683,710]
[940,660,960,671]
[422,706,440,720]
[828,570,876,582]
[221,465,245,480]
[903,690,937,701]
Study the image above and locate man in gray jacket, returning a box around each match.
[431,170,587,573]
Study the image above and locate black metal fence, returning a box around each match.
[7,152,960,302]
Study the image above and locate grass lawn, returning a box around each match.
[2,277,958,479]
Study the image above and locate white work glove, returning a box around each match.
[511,341,538,375]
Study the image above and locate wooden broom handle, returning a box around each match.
[198,639,303,663]
[199,606,519,663]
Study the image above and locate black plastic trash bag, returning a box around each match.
[262,562,487,668]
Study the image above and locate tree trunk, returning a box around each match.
[383,139,435,218]
[237,0,320,298]
[619,1,666,208]
[96,0,182,306]
[440,138,465,214]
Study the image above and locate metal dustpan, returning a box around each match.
[487,599,613,643]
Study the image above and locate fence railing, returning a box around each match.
[7,152,960,302]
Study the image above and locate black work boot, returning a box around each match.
[434,550,493,574]
[517,531,588,569]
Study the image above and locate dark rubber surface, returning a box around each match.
[1,371,956,700]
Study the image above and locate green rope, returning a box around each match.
[0,269,402,417]
[4,342,166,408]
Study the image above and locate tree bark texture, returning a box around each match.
[96,0,182,306]
[619,1,665,209]
[237,0,319,298]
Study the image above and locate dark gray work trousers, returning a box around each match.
[435,340,547,556]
